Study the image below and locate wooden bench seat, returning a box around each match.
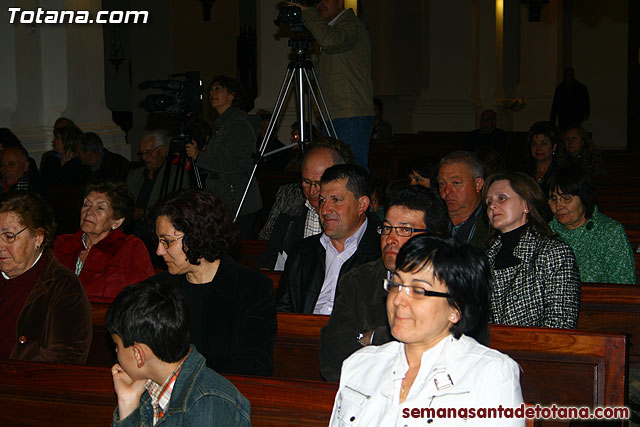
[0,359,338,427]
[273,314,627,407]
[579,282,640,366]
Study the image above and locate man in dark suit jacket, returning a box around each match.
[78,132,130,182]
[319,186,451,382]
[276,164,380,314]
[257,145,344,270]
[437,151,491,249]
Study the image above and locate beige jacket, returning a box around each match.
[302,8,374,119]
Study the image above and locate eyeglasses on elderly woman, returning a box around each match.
[0,226,28,244]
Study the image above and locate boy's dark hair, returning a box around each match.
[106,280,190,363]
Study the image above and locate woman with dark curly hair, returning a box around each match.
[152,189,277,376]
[185,76,262,239]
[54,180,154,302]
[0,191,92,363]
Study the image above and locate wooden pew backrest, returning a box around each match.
[488,324,626,407]
[579,282,640,366]
[275,314,627,408]
[0,360,337,427]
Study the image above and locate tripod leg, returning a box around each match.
[306,67,338,139]
[234,65,297,222]
[294,67,308,143]
[258,67,296,157]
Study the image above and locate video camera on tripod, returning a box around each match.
[139,71,203,116]
[274,0,319,50]
[274,0,319,31]
[138,71,205,192]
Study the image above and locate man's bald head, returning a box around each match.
[300,147,344,210]
[1,146,29,187]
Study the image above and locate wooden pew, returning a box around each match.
[579,282,640,367]
[0,359,338,427]
[230,239,267,268]
[92,291,634,402]
[274,313,627,407]
[264,270,283,293]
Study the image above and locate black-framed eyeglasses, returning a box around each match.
[377,225,428,237]
[137,146,161,157]
[301,178,321,189]
[157,235,184,249]
[383,279,451,299]
[0,227,28,244]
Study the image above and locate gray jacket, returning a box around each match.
[197,107,262,215]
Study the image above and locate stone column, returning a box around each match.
[472,0,502,126]
[1,0,126,164]
[412,0,476,131]
[512,0,563,131]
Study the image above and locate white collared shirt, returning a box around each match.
[313,218,368,315]
[329,335,524,426]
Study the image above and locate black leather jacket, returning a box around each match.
[276,218,381,313]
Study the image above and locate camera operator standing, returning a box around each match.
[288,0,374,169]
[185,76,262,239]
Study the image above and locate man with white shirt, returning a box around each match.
[289,0,374,168]
[256,144,345,270]
[276,164,380,314]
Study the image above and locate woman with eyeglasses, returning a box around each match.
[526,121,560,196]
[329,234,523,426]
[0,191,92,363]
[484,172,581,328]
[152,189,277,376]
[54,180,154,302]
[185,76,262,239]
[548,165,635,284]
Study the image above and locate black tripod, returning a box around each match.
[233,35,337,221]
[159,116,204,199]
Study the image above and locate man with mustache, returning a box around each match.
[257,143,346,271]
[437,151,490,249]
[276,164,380,314]
[319,185,449,382]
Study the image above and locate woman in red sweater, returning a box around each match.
[54,180,154,302]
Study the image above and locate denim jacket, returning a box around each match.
[113,346,251,426]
